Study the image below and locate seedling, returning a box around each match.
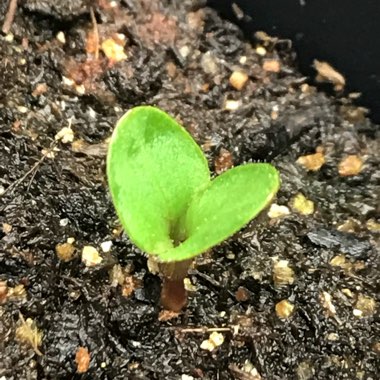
[107,106,280,311]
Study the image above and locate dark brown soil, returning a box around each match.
[0,1,379,379]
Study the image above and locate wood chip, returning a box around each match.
[354,294,376,318]
[313,60,345,91]
[275,299,294,319]
[0,281,8,304]
[262,59,281,73]
[291,193,314,215]
[158,310,180,321]
[229,70,249,90]
[338,155,363,176]
[75,347,90,373]
[273,259,295,286]
[56,242,75,262]
[101,35,127,63]
[296,149,325,171]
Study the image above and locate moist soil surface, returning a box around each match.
[0,1,379,379]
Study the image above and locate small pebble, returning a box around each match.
[181,375,194,380]
[179,45,190,58]
[256,46,266,56]
[62,76,75,87]
[100,240,112,253]
[17,106,28,114]
[81,246,102,267]
[224,99,241,111]
[239,56,247,64]
[201,52,218,75]
[327,333,339,341]
[275,299,294,319]
[59,218,69,226]
[2,223,12,234]
[56,31,66,44]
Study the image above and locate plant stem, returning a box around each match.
[158,259,192,312]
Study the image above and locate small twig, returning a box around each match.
[2,0,18,34]
[90,7,99,60]
[171,326,234,334]
[0,142,57,198]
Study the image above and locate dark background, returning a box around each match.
[209,0,380,123]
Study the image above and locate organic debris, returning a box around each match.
[214,148,233,174]
[296,148,325,171]
[338,155,363,176]
[229,70,249,90]
[75,347,91,373]
[262,59,281,73]
[16,314,43,356]
[200,331,225,351]
[267,204,290,219]
[273,259,295,287]
[55,242,75,262]
[313,60,345,91]
[291,193,314,215]
[353,294,376,318]
[81,246,102,267]
[275,300,294,319]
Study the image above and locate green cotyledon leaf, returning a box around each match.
[107,106,280,262]
[158,163,280,262]
[107,106,210,254]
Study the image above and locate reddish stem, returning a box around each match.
[160,278,187,312]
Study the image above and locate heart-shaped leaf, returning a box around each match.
[158,163,279,262]
[107,106,280,262]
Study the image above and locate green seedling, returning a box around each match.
[107,106,280,311]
